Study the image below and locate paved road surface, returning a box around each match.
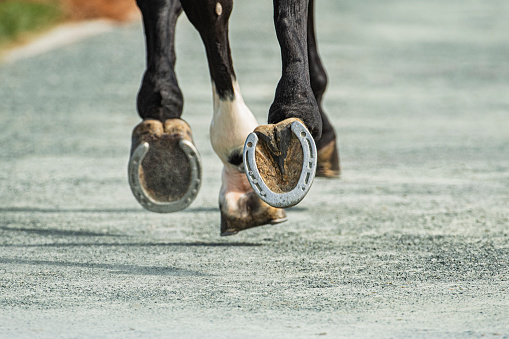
[1,0,508,337]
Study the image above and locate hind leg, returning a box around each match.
[180,0,286,235]
[129,0,202,213]
[307,0,341,178]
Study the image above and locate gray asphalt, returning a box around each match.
[1,0,508,337]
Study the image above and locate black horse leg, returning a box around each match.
[129,0,202,213]
[179,0,237,101]
[136,0,183,121]
[241,0,323,208]
[307,0,341,177]
[268,0,322,140]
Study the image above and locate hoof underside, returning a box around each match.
[128,119,201,213]
[243,118,317,208]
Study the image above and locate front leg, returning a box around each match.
[244,0,320,208]
[270,0,322,139]
[136,0,184,121]
[129,0,202,213]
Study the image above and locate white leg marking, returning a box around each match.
[210,80,258,165]
[215,2,223,16]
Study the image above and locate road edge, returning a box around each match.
[1,20,115,63]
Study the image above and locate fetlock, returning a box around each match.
[136,70,183,121]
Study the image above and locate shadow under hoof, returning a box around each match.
[243,118,317,208]
[128,119,201,213]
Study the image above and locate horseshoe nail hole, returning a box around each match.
[300,131,306,138]
[301,186,306,191]
[247,142,253,148]
[254,183,263,193]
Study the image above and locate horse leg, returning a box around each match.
[307,0,341,178]
[243,0,321,208]
[129,0,202,213]
[180,0,287,235]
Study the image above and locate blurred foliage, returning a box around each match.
[0,0,62,47]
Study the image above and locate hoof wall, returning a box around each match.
[219,197,287,236]
[316,139,341,178]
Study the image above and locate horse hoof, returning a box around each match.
[243,118,317,208]
[316,139,341,178]
[220,192,287,236]
[128,119,202,213]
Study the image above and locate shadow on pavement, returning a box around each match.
[0,226,124,237]
[0,257,207,276]
[183,206,219,213]
[0,207,142,214]
[0,241,263,248]
[0,206,219,213]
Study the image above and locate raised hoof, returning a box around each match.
[316,139,341,178]
[220,193,287,237]
[128,119,201,213]
[219,167,287,236]
[243,118,317,208]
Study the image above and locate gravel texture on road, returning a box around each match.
[1,0,508,337]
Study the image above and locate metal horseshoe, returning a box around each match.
[128,139,202,213]
[243,120,317,208]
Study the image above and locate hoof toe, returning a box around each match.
[220,229,239,237]
[128,119,201,213]
[269,217,288,225]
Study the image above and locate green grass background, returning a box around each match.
[0,0,62,48]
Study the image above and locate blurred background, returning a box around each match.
[0,0,137,49]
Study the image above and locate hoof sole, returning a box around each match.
[243,119,317,208]
[128,119,202,213]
